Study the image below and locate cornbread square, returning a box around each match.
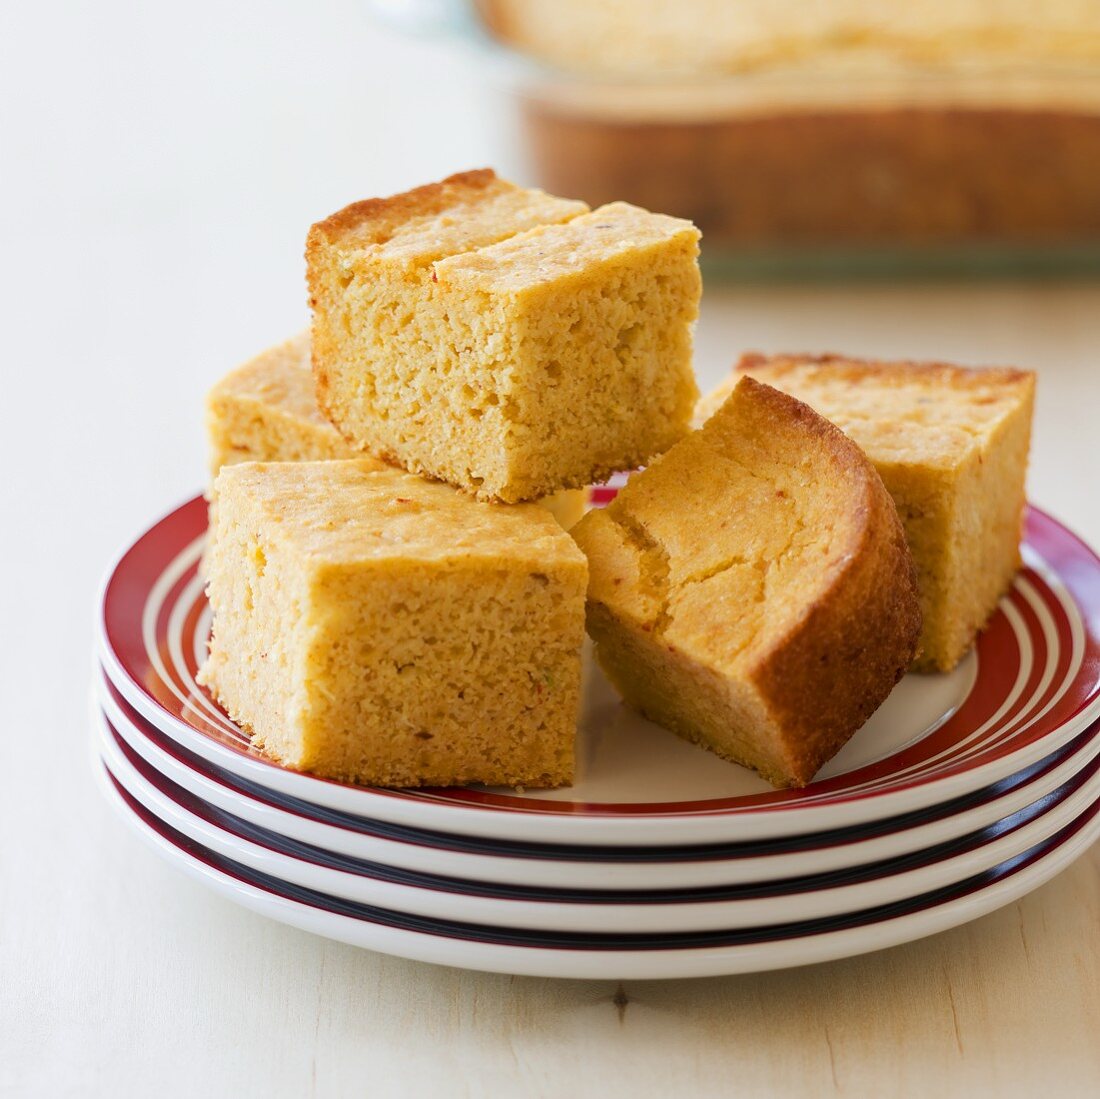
[198,460,588,788]
[307,169,701,502]
[205,332,586,528]
[572,377,920,789]
[700,354,1036,672]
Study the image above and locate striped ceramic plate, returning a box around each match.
[98,496,1100,845]
[98,669,1100,891]
[92,725,1100,979]
[95,699,1100,935]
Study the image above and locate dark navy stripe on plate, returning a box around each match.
[105,673,1098,864]
[108,713,1100,905]
[105,766,1099,952]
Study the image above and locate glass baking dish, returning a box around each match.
[371,1,1100,277]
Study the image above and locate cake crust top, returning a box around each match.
[207,331,332,429]
[737,351,1034,393]
[306,169,588,269]
[581,375,912,671]
[433,202,700,293]
[698,352,1036,468]
[214,460,586,569]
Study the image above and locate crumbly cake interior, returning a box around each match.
[205,330,587,529]
[433,203,701,496]
[573,376,920,786]
[701,355,1034,670]
[308,171,700,501]
[304,555,582,787]
[199,460,587,788]
[198,486,314,767]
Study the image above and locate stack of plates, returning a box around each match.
[93,495,1100,979]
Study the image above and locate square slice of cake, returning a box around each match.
[307,169,701,502]
[699,354,1036,672]
[205,332,586,529]
[572,376,920,789]
[198,460,588,788]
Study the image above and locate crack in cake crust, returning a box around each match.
[573,376,921,788]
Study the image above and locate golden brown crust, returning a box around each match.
[306,168,500,248]
[727,378,922,785]
[713,352,1034,678]
[304,171,503,317]
[576,375,922,788]
[751,463,920,782]
[737,351,1035,391]
[733,374,876,482]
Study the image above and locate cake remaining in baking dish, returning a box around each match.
[476,0,1100,76]
[700,353,1035,671]
[204,331,587,529]
[483,2,1100,255]
[572,376,921,788]
[307,169,701,502]
[199,459,588,789]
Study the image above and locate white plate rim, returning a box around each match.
[91,739,1100,980]
[95,700,1100,935]
[97,669,1100,891]
[96,498,1100,846]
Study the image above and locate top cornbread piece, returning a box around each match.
[198,460,588,789]
[572,376,921,789]
[699,353,1035,672]
[307,169,701,502]
[204,331,587,529]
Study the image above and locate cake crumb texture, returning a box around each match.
[700,353,1035,671]
[205,331,587,527]
[206,332,361,475]
[307,170,701,502]
[572,375,921,788]
[198,460,588,788]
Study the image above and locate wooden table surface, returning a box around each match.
[3,4,1099,1095]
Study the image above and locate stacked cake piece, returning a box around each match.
[201,460,587,788]
[306,169,701,501]
[200,169,705,788]
[205,332,586,530]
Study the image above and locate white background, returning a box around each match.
[2,2,1099,1096]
